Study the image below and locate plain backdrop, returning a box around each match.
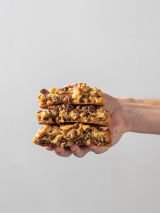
[0,0,160,213]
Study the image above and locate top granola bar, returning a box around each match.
[38,83,105,108]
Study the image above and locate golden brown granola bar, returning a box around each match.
[37,105,111,126]
[33,123,112,148]
[38,83,105,108]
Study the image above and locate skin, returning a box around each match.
[44,93,129,157]
[44,88,160,157]
[118,97,160,134]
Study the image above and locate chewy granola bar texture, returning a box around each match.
[37,104,111,126]
[33,123,112,148]
[38,83,105,108]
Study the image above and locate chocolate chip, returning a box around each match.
[40,89,49,95]
[75,139,84,146]
[40,132,47,137]
[79,95,86,103]
[43,117,49,121]
[40,140,49,146]
[66,105,74,112]
[97,127,104,131]
[50,135,56,140]
[60,138,68,142]
[88,105,95,113]
[52,117,56,122]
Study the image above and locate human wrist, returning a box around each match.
[116,97,136,132]
[117,97,160,134]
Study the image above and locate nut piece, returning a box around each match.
[40,89,49,95]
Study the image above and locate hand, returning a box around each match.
[45,92,129,157]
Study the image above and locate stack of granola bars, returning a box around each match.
[33,83,112,149]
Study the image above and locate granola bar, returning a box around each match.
[37,104,111,126]
[38,83,105,108]
[33,123,112,148]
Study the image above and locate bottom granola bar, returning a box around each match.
[33,123,112,148]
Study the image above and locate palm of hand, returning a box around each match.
[104,94,127,146]
[45,94,127,157]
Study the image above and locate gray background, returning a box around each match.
[0,0,160,212]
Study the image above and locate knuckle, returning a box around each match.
[74,152,84,158]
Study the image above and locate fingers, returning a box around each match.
[55,147,72,157]
[44,144,89,158]
[45,146,54,151]
[88,145,110,154]
[45,144,110,157]
[70,144,90,158]
[55,148,72,157]
[64,83,76,88]
[45,146,72,157]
